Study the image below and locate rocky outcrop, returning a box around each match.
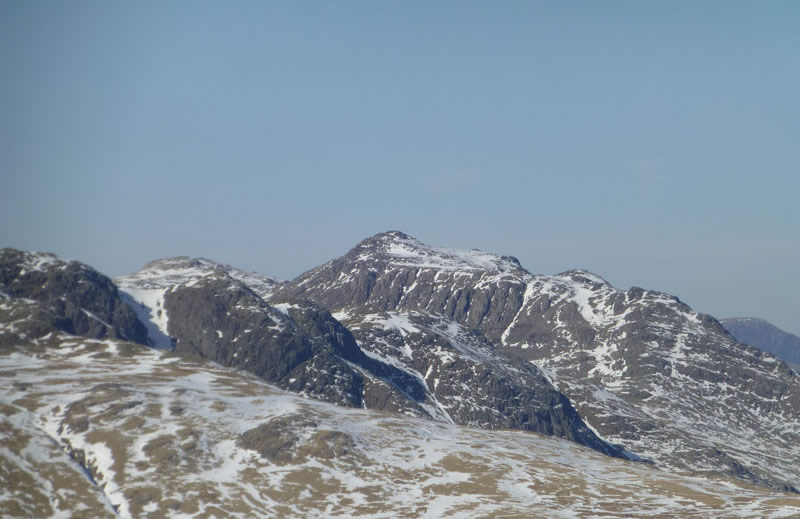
[0,248,147,344]
[117,260,428,412]
[339,309,626,457]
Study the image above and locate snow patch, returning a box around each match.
[117,288,173,350]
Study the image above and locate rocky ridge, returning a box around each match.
[275,231,800,491]
[114,258,424,412]
[0,248,147,346]
[113,255,616,456]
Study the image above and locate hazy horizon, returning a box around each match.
[2,1,798,336]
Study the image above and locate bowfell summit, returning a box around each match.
[2,232,799,518]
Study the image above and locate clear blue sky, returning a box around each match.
[2,1,798,335]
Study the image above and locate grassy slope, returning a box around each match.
[2,337,800,519]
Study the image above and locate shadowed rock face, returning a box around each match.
[721,317,800,366]
[274,231,800,491]
[117,262,427,413]
[164,278,314,382]
[0,248,147,344]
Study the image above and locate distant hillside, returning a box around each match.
[721,317,800,367]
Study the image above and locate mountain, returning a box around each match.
[276,231,800,491]
[721,317,800,368]
[3,232,800,516]
[3,334,799,519]
[114,257,428,413]
[114,255,616,456]
[0,248,147,346]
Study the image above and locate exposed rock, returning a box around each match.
[238,414,319,464]
[0,248,147,344]
[117,261,431,412]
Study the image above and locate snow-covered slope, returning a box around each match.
[276,231,800,490]
[3,335,800,519]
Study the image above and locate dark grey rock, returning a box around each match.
[238,414,357,464]
[118,262,430,412]
[0,248,147,344]
[340,309,626,458]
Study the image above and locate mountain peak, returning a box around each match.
[556,269,612,287]
[353,231,418,252]
[371,230,413,241]
[117,256,282,298]
[1,248,68,273]
[119,256,229,289]
[351,231,525,274]
[140,256,222,271]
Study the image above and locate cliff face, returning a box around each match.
[0,248,147,345]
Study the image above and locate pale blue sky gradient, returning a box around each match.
[2,1,799,335]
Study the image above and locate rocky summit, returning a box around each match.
[0,248,147,346]
[276,231,800,491]
[2,233,800,518]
